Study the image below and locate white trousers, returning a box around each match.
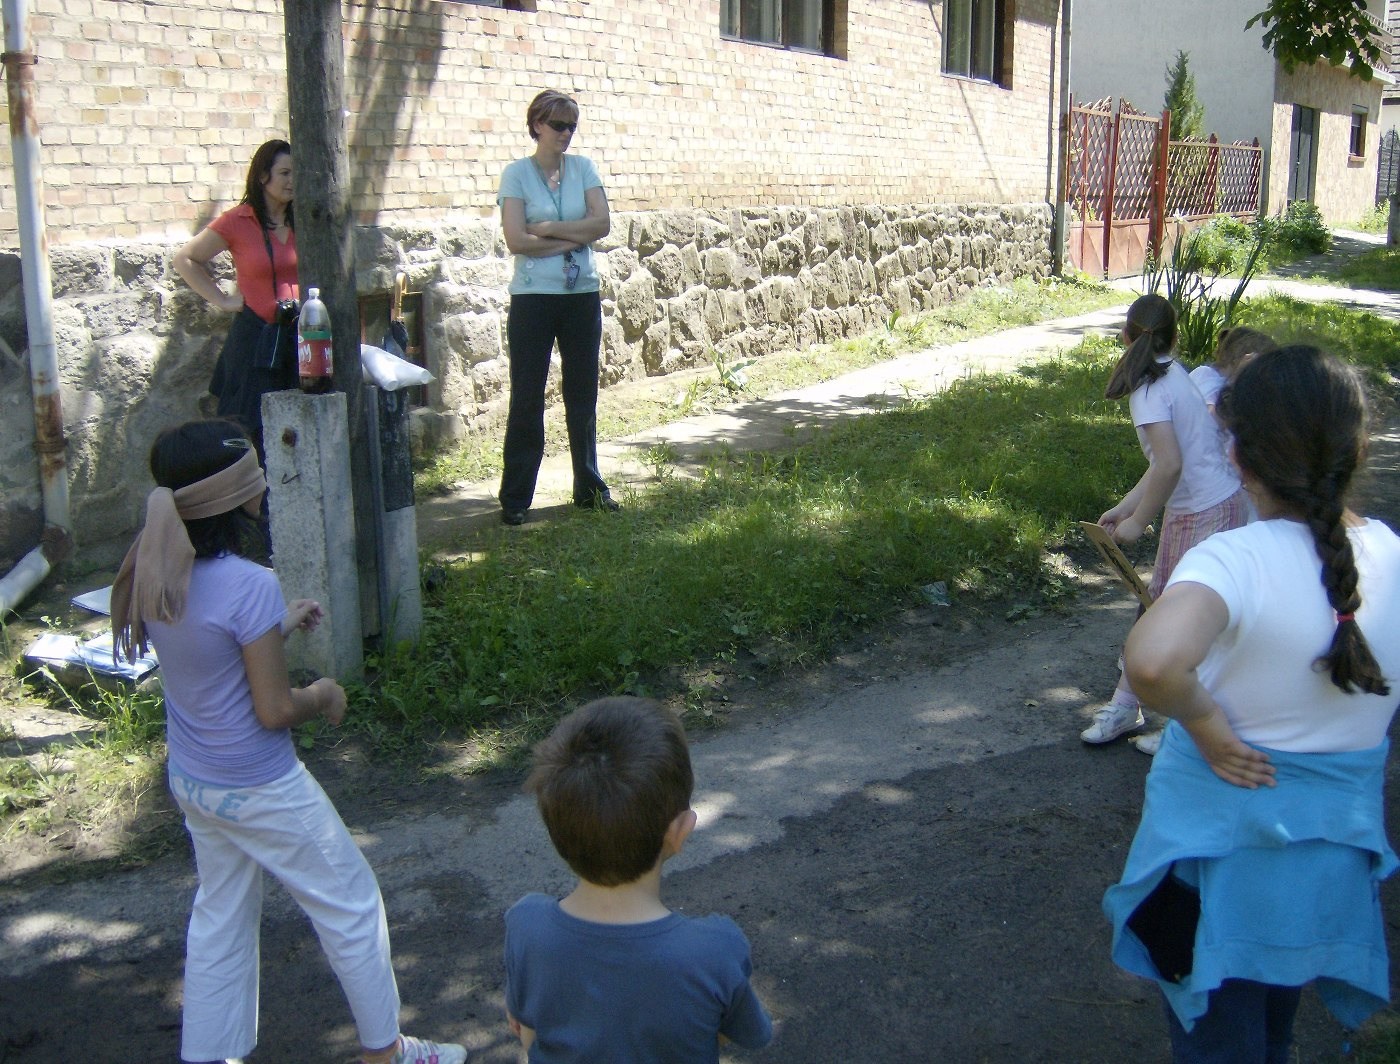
[171,761,401,1062]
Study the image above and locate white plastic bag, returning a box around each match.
[360,343,434,391]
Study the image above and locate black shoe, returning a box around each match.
[574,493,620,512]
[501,508,528,526]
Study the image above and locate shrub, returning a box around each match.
[1187,215,1257,274]
[1258,201,1331,259]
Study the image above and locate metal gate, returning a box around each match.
[1377,129,1400,205]
[1066,96,1263,278]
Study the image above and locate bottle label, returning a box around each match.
[299,337,333,378]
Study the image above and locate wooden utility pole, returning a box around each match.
[283,0,381,635]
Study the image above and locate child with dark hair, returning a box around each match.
[505,696,773,1062]
[1081,294,1250,750]
[113,418,465,1064]
[1104,346,1400,1062]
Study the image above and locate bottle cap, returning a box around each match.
[307,287,320,299]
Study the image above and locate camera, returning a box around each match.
[275,298,301,325]
[563,251,580,291]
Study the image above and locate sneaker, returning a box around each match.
[391,1034,467,1064]
[1132,730,1163,756]
[1080,702,1145,744]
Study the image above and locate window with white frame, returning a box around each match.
[721,0,840,55]
[944,0,1007,85]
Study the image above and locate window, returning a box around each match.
[944,0,1006,85]
[721,0,841,56]
[1351,107,1368,158]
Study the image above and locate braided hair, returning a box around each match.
[1219,345,1388,695]
[1104,293,1176,400]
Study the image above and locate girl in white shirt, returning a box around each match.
[1081,295,1250,748]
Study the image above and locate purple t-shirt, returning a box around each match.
[146,553,296,787]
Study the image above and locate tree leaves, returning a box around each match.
[1247,0,1383,77]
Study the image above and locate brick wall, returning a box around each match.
[0,0,1060,243]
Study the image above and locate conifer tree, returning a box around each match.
[1163,50,1205,141]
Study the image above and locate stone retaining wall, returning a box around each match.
[0,201,1052,567]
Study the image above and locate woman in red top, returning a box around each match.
[175,140,299,454]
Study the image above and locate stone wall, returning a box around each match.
[0,201,1052,566]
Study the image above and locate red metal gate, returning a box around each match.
[1066,96,1263,278]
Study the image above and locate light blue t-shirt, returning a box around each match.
[147,553,296,788]
[505,893,774,1063]
[498,153,604,295]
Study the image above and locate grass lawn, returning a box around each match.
[7,285,1400,837]
[1321,245,1400,292]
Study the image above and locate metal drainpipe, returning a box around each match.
[0,0,72,616]
[1052,0,1072,275]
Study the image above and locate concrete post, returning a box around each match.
[262,390,364,681]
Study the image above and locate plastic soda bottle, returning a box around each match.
[297,287,334,394]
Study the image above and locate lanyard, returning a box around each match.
[261,226,284,304]
[530,156,565,220]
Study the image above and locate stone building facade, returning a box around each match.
[0,0,1063,566]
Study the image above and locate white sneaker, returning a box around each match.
[1080,702,1145,744]
[1132,730,1162,756]
[391,1034,468,1064]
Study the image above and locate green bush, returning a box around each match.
[1257,201,1331,259]
[1186,216,1258,274]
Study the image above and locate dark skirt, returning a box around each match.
[210,305,298,451]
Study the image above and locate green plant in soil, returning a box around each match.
[1143,223,1263,363]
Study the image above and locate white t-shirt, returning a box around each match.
[1188,364,1227,407]
[1167,518,1400,751]
[1129,359,1240,514]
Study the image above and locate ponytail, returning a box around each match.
[1105,293,1177,400]
[1221,346,1389,695]
[1301,480,1389,694]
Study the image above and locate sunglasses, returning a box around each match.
[543,119,577,134]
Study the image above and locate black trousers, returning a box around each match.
[499,291,608,510]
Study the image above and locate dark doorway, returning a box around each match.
[1288,104,1319,203]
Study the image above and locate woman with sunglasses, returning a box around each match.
[496,89,615,526]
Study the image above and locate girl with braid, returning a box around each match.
[1081,294,1249,749]
[1103,346,1400,1063]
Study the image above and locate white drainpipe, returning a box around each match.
[1052,0,1072,275]
[0,0,72,615]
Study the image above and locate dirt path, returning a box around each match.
[4,421,1399,1063]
